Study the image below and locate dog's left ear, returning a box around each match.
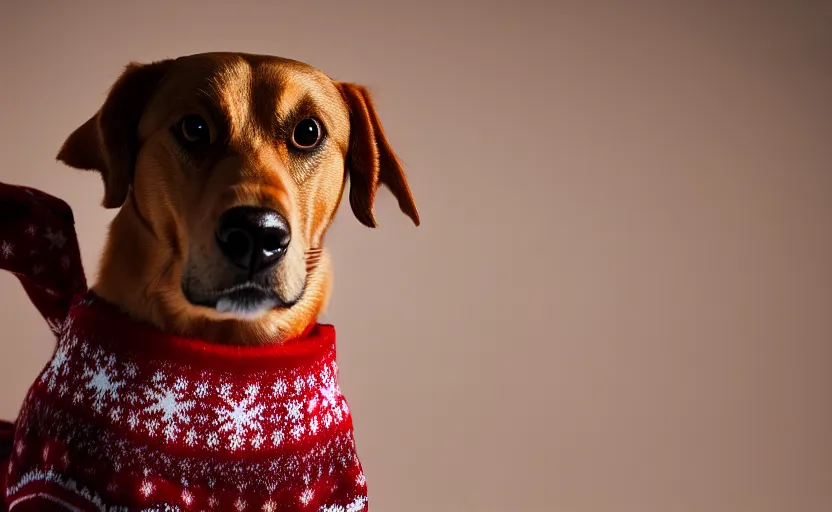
[57,59,173,209]
[337,82,420,228]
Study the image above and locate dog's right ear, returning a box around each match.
[57,59,173,208]
[337,82,420,228]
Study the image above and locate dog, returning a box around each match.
[58,51,419,344]
[0,52,418,511]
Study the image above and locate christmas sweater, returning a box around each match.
[0,182,368,512]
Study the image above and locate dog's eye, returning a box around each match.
[177,115,210,144]
[290,118,322,150]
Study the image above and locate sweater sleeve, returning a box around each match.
[0,182,87,336]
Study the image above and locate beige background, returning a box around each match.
[1,1,831,511]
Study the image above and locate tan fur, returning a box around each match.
[56,52,418,345]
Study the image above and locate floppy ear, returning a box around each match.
[337,82,420,228]
[57,59,173,208]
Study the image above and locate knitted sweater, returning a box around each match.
[0,182,368,512]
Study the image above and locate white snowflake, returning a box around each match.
[310,417,319,434]
[294,376,306,393]
[206,431,220,449]
[262,500,276,512]
[185,428,198,446]
[142,374,195,442]
[44,227,67,249]
[194,380,210,399]
[272,379,287,397]
[110,406,123,423]
[320,382,339,408]
[356,472,366,487]
[252,433,265,449]
[320,496,364,512]
[140,480,155,497]
[290,423,306,440]
[181,489,194,506]
[214,383,266,450]
[124,362,139,378]
[346,495,368,512]
[128,412,141,430]
[208,496,219,508]
[320,365,332,383]
[40,340,74,392]
[265,478,279,494]
[285,399,304,422]
[234,498,247,511]
[145,419,160,437]
[82,350,123,413]
[272,430,284,447]
[14,440,26,459]
[299,488,314,505]
[25,224,37,236]
[1,241,13,258]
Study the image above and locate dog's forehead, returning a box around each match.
[150,53,349,132]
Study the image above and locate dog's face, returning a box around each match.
[57,53,419,344]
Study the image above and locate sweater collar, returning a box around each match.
[69,292,335,373]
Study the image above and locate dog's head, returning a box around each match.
[57,53,418,344]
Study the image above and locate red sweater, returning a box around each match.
[0,182,368,511]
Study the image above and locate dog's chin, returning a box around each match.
[186,283,299,321]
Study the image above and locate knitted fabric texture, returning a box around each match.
[0,182,368,512]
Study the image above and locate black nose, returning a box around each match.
[216,206,291,273]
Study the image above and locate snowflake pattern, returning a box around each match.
[215,384,267,451]
[43,227,67,249]
[195,380,210,398]
[31,324,351,457]
[285,399,304,422]
[140,480,155,497]
[272,379,287,397]
[82,349,124,413]
[40,336,75,392]
[1,240,13,258]
[142,373,196,442]
[321,495,369,512]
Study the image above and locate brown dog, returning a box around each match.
[56,52,419,345]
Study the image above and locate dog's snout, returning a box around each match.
[216,206,291,273]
